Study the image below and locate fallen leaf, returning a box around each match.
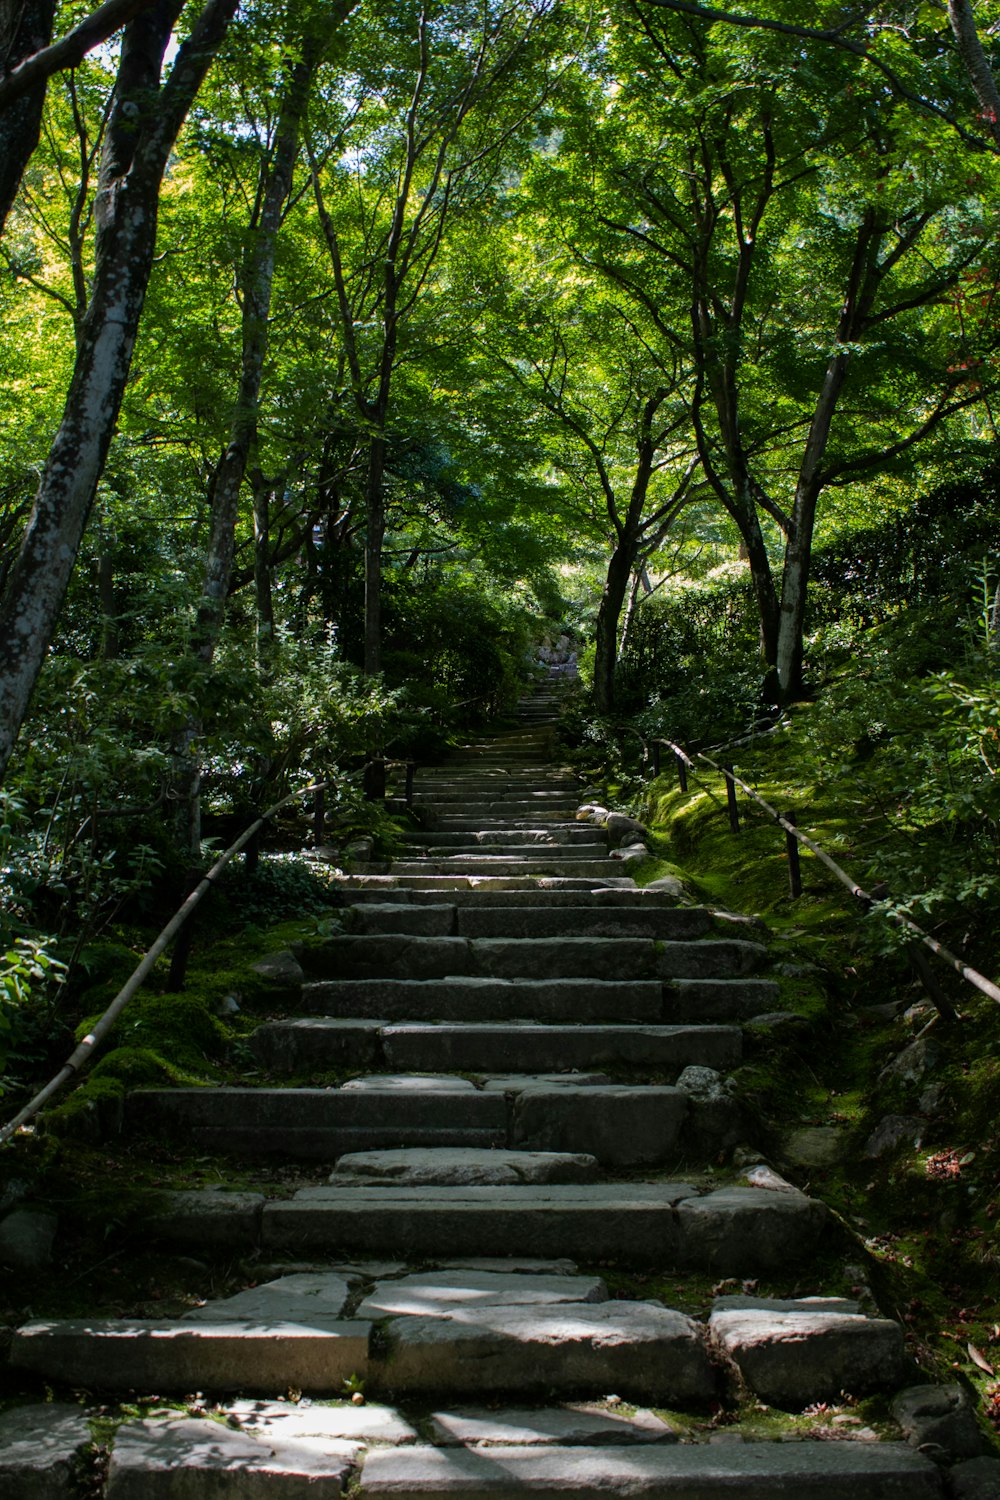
[968,1343,995,1376]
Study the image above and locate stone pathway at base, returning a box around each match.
[5,674,996,1497]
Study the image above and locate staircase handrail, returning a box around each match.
[0,767,374,1146]
[637,729,1000,1014]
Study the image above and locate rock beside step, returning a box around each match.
[359,1442,945,1498]
[710,1300,913,1406]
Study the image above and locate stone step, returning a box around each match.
[299,974,777,1023]
[301,976,666,1021]
[385,860,632,878]
[342,888,685,909]
[251,1019,741,1075]
[333,875,639,894]
[399,842,612,860]
[310,935,766,982]
[124,1083,695,1166]
[359,1443,944,1498]
[136,1180,830,1271]
[260,1182,828,1271]
[374,1300,715,1404]
[403,830,607,847]
[344,902,713,939]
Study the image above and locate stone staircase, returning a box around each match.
[2,676,978,1495]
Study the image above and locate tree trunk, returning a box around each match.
[0,0,236,789]
[363,432,387,676]
[592,541,636,716]
[251,469,275,664]
[0,0,56,237]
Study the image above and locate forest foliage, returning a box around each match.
[2,0,1000,1105]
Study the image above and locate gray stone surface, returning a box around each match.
[864,1115,926,1158]
[224,1401,419,1446]
[480,1073,611,1091]
[359,1441,945,1497]
[261,1182,822,1269]
[250,949,305,990]
[148,1191,265,1252]
[0,1206,58,1268]
[304,976,664,1024]
[511,1085,688,1166]
[106,1417,359,1496]
[11,1318,372,1394]
[438,1259,578,1274]
[381,1022,740,1076]
[329,1148,600,1187]
[782,1126,847,1169]
[666,979,780,1021]
[356,1270,607,1318]
[374,1302,714,1403]
[712,1295,861,1315]
[710,1306,910,1406]
[675,1187,828,1274]
[340,1075,477,1092]
[130,1087,508,1160]
[251,1019,382,1074]
[428,1405,677,1447]
[891,1383,985,1462]
[656,942,767,979]
[183,1272,352,1324]
[0,1404,95,1499]
[947,1456,1000,1498]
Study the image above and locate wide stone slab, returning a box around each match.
[356,1269,608,1318]
[428,1405,677,1447]
[260,1184,824,1271]
[106,1417,359,1497]
[0,1404,96,1499]
[710,1305,911,1406]
[11,1318,372,1393]
[374,1303,714,1403]
[345,888,681,908]
[183,1272,352,1324]
[381,1023,741,1076]
[261,1183,703,1263]
[127,1088,507,1159]
[303,977,664,1023]
[329,1148,601,1186]
[359,1442,945,1497]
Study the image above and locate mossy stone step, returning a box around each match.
[343,902,713,939]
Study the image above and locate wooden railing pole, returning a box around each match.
[784,809,801,898]
[724,764,739,833]
[676,751,688,793]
